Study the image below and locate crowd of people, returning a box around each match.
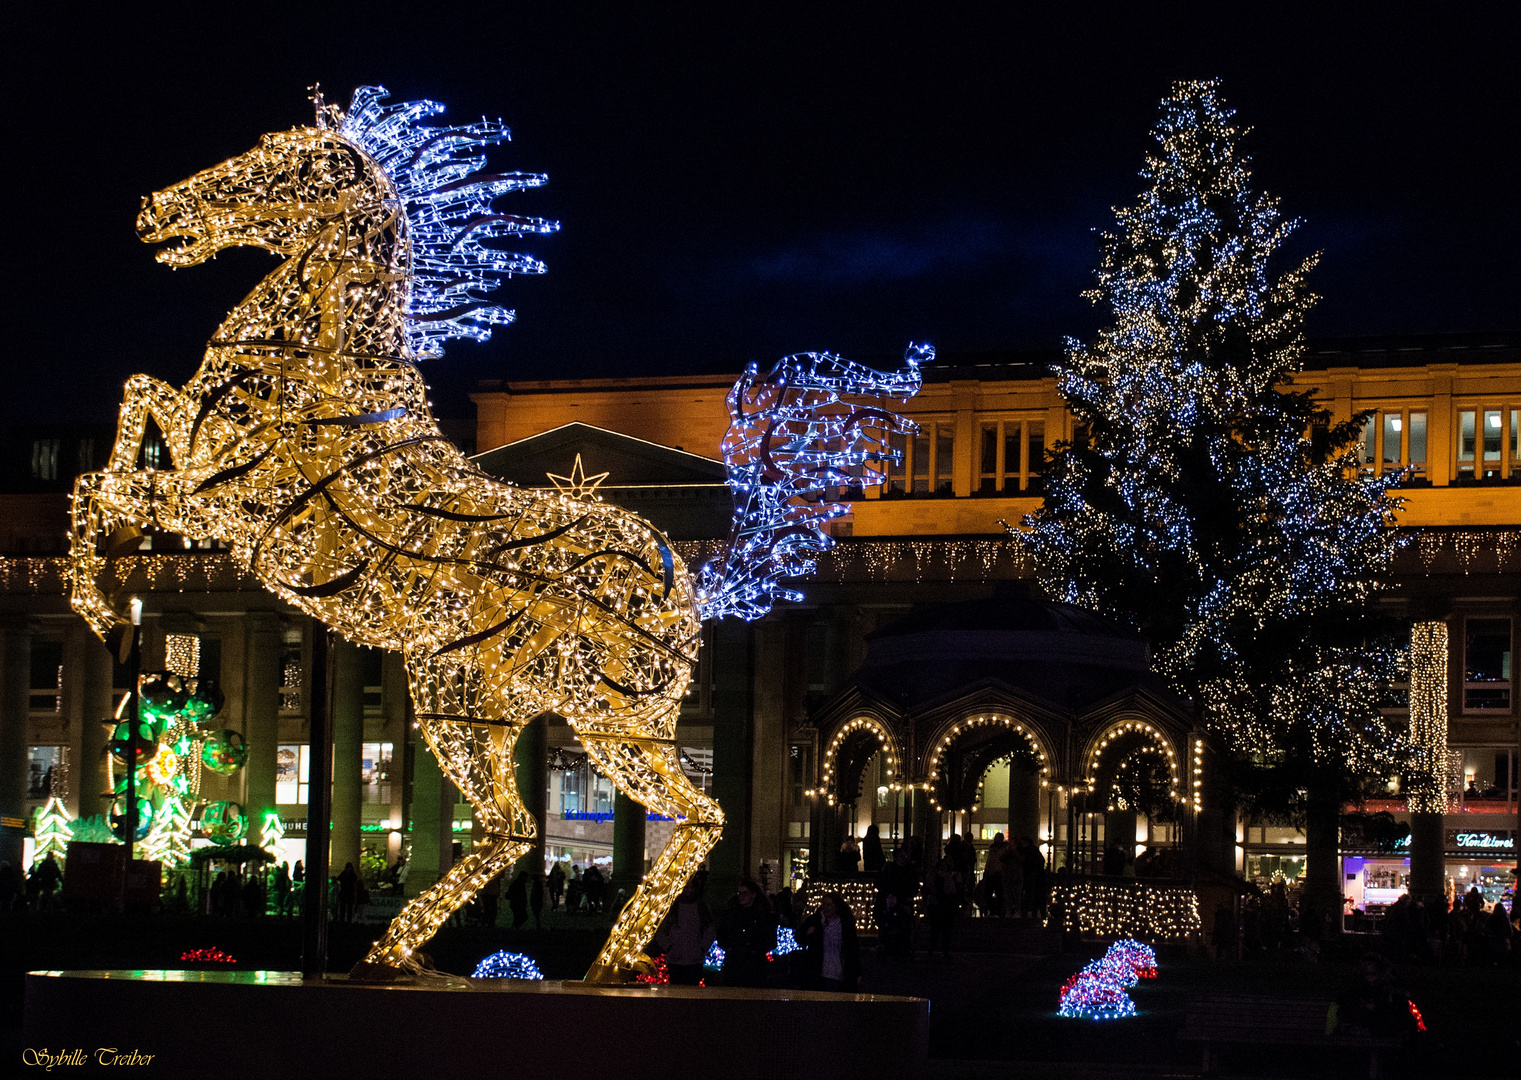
[0,854,61,911]
[1378,886,1514,965]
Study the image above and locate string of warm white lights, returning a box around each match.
[1405,621,1450,815]
[1050,879,1202,941]
[65,85,916,983]
[925,715,1051,812]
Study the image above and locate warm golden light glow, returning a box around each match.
[1406,620,1449,815]
[67,88,718,981]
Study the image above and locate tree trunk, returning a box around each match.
[1301,785,1342,937]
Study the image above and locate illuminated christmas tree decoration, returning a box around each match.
[703,942,725,971]
[67,84,918,983]
[471,951,544,980]
[259,811,285,859]
[31,797,74,868]
[1016,79,1406,800]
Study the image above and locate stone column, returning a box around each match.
[242,613,282,849]
[707,620,753,902]
[514,713,548,884]
[611,788,646,900]
[329,639,364,875]
[406,726,449,896]
[75,625,113,821]
[0,618,34,866]
[748,620,786,886]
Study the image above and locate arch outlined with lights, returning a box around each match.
[815,715,902,807]
[925,713,1054,813]
[1080,718,1184,808]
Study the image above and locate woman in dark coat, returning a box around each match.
[798,891,862,992]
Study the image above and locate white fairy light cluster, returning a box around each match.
[695,345,926,622]
[1050,879,1202,941]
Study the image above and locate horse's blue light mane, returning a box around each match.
[323,85,560,359]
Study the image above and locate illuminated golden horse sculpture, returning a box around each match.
[68,87,920,981]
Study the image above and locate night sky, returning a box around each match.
[7,4,1515,425]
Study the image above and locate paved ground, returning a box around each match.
[3,912,1517,1077]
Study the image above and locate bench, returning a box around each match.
[1177,995,1405,1078]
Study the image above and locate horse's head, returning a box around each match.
[137,128,387,267]
[782,344,929,403]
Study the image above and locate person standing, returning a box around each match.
[654,877,716,985]
[336,862,359,922]
[799,892,862,991]
[836,836,862,875]
[982,834,1007,917]
[862,825,886,873]
[547,861,566,911]
[507,869,530,928]
[273,862,292,917]
[926,855,961,957]
[716,879,776,987]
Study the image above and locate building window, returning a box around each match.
[886,423,954,496]
[788,743,813,805]
[1358,409,1426,479]
[276,744,310,804]
[29,640,63,713]
[1463,618,1511,713]
[28,746,64,799]
[361,742,394,803]
[30,440,60,482]
[1455,406,1520,481]
[974,420,1045,494]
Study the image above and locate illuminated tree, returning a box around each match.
[1019,81,1405,922]
[31,797,74,868]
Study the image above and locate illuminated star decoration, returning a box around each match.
[545,455,610,499]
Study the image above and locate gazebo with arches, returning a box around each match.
[807,582,1202,883]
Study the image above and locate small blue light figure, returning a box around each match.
[703,942,725,971]
[697,345,927,622]
[770,926,801,958]
[471,950,544,980]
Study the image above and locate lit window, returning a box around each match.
[276,744,310,804]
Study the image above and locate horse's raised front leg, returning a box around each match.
[109,374,193,471]
[68,468,205,644]
[575,723,725,983]
[356,655,540,976]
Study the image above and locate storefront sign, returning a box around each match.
[562,810,687,823]
[1453,830,1514,851]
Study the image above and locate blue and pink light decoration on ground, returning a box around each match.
[1058,939,1158,1020]
[695,346,926,622]
[472,951,545,980]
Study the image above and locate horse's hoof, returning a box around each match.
[105,525,145,559]
[349,960,408,983]
[585,953,654,984]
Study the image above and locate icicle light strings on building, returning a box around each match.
[1406,621,1449,815]
[66,85,920,982]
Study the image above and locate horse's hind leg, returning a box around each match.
[575,727,724,982]
[358,656,538,974]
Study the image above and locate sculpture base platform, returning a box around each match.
[25,969,929,1080]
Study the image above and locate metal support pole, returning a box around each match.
[123,604,141,864]
[301,625,332,979]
